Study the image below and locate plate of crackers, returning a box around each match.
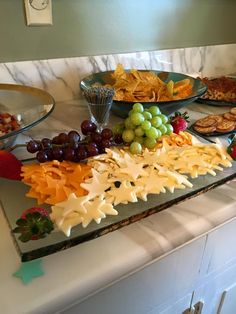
[191,107,236,136]
[197,76,236,106]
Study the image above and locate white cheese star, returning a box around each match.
[93,195,118,216]
[135,169,167,195]
[80,168,111,199]
[50,206,84,237]
[165,170,193,188]
[105,147,126,165]
[50,205,64,226]
[118,153,148,181]
[59,212,83,237]
[141,148,160,166]
[92,161,111,173]
[107,181,140,206]
[135,188,149,202]
[55,193,89,216]
[81,198,106,227]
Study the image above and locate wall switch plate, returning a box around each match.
[24,0,53,26]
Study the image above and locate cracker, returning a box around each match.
[194,117,218,127]
[216,119,235,132]
[207,115,224,124]
[193,124,216,134]
[223,112,236,121]
[230,107,236,115]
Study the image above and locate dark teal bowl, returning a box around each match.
[80,70,207,118]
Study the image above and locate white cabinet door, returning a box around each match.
[218,283,236,314]
[62,238,205,314]
[191,219,236,314]
[190,262,236,314]
[199,219,236,280]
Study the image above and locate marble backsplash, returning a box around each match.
[0,43,235,103]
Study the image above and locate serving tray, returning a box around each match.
[1,159,236,262]
[196,98,236,107]
[189,124,236,137]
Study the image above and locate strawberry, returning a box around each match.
[13,207,54,242]
[227,135,236,160]
[0,150,22,180]
[227,144,236,160]
[170,111,189,134]
[229,145,236,160]
[21,207,50,219]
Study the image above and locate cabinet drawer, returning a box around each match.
[62,237,204,314]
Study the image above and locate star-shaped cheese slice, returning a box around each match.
[107,172,132,183]
[165,179,186,193]
[80,168,111,199]
[136,189,149,202]
[81,197,106,227]
[92,152,107,160]
[107,180,140,206]
[51,205,91,236]
[50,205,64,226]
[59,212,83,237]
[214,139,230,160]
[55,193,89,216]
[92,195,118,216]
[118,153,148,181]
[165,170,193,188]
[105,147,125,164]
[141,148,160,166]
[92,161,112,173]
[135,168,167,196]
[152,165,189,193]
[174,156,209,172]
[156,165,191,187]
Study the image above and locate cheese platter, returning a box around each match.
[1,89,236,262]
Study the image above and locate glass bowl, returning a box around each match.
[80,70,207,118]
[0,84,55,149]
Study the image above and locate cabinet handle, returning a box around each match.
[182,301,204,314]
[193,301,204,314]
[182,306,195,314]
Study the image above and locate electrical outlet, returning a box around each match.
[24,0,53,26]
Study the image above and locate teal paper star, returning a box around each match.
[13,259,44,284]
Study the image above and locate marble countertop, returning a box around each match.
[0,100,236,314]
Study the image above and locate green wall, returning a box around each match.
[0,0,235,62]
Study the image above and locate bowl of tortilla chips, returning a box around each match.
[80,64,207,118]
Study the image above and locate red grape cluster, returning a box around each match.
[26,120,123,163]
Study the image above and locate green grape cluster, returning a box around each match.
[113,103,173,154]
